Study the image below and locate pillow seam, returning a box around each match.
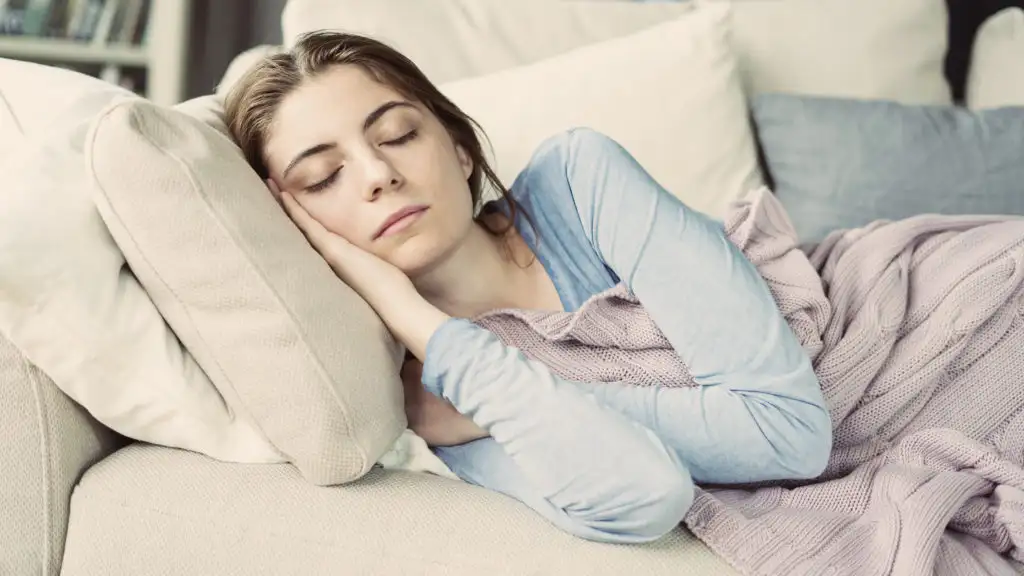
[24,352,55,575]
[0,90,26,137]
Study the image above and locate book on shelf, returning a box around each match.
[0,0,151,46]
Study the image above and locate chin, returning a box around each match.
[386,234,456,278]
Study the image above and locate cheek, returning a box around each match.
[299,195,369,247]
[418,141,476,208]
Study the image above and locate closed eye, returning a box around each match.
[306,168,340,193]
[383,129,418,146]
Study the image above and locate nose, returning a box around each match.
[361,150,403,201]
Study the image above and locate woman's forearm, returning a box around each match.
[422,318,695,543]
[368,284,450,361]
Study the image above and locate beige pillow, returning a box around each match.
[0,63,279,469]
[441,3,761,218]
[282,0,690,84]
[281,0,951,104]
[86,98,407,485]
[726,0,949,103]
[0,88,19,158]
[967,7,1024,109]
[0,57,136,143]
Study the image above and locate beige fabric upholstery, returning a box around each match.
[0,57,131,144]
[966,7,1024,109]
[87,98,406,486]
[281,0,692,85]
[439,5,761,219]
[1,62,281,470]
[172,93,234,138]
[61,444,738,575]
[0,77,20,158]
[0,334,126,576]
[281,0,952,105]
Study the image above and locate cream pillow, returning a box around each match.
[1,57,138,142]
[281,0,951,104]
[440,3,761,218]
[0,68,281,466]
[726,0,949,103]
[86,98,408,485]
[281,0,690,84]
[967,7,1024,109]
[0,75,22,167]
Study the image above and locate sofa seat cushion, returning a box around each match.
[60,444,738,575]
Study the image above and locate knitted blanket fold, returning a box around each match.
[472,187,1024,576]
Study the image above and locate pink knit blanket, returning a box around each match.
[473,188,1024,576]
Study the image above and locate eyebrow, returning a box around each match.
[281,100,416,179]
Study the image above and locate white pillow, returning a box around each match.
[280,0,952,104]
[967,7,1024,109]
[0,64,283,466]
[440,3,761,218]
[0,58,128,144]
[0,86,21,159]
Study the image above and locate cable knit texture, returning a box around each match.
[472,188,1024,576]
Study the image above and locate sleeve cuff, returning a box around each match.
[420,317,480,397]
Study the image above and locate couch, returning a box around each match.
[3,1,1023,575]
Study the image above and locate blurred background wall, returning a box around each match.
[185,0,284,98]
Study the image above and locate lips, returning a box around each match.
[373,205,429,239]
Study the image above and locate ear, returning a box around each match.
[455,145,474,180]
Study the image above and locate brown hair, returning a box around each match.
[223,30,528,240]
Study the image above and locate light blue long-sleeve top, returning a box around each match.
[420,128,832,544]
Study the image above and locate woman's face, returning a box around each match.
[263,64,476,276]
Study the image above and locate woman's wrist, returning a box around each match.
[374,284,450,361]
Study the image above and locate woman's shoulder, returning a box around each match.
[482,128,623,243]
[506,139,585,217]
[483,180,575,240]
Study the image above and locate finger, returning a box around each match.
[280,192,331,250]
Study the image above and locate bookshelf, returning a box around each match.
[0,0,191,106]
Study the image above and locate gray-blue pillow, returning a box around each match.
[751,94,1024,243]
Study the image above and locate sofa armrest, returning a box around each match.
[0,334,127,576]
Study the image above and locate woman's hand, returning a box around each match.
[270,180,410,301]
[401,355,489,447]
[268,179,450,360]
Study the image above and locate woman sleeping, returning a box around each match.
[222,30,832,544]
